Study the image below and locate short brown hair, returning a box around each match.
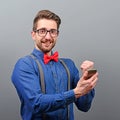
[32,10,61,31]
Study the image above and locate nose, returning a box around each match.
[45,31,52,39]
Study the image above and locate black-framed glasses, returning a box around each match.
[34,28,59,37]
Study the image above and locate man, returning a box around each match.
[11,10,98,120]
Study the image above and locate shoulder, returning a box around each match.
[16,55,31,65]
[59,58,77,70]
[59,58,79,81]
[14,55,37,70]
[60,58,75,65]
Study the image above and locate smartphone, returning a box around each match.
[85,69,97,79]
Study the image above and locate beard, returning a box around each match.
[36,38,56,53]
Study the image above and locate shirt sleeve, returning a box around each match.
[74,89,95,112]
[65,58,95,112]
[74,68,95,112]
[11,57,76,114]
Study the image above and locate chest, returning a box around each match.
[43,62,68,94]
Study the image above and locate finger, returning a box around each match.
[84,73,98,87]
[91,72,99,79]
[88,73,98,88]
[91,77,98,89]
[80,60,94,71]
[82,71,88,80]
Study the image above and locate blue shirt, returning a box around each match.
[11,48,95,120]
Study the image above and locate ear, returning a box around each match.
[31,31,36,41]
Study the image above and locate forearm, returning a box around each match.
[25,90,75,113]
[75,89,95,112]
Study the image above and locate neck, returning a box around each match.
[35,46,52,56]
[45,51,52,56]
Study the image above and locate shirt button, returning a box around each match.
[53,73,57,78]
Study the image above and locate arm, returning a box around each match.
[73,60,98,112]
[11,57,76,114]
[74,75,96,112]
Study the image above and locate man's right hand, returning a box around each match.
[73,71,98,98]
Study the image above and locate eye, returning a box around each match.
[50,29,57,34]
[39,29,46,34]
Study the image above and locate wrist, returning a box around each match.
[73,88,82,98]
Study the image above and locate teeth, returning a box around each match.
[44,42,51,47]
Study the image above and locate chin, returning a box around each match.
[43,48,52,53]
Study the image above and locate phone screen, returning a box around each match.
[86,69,97,79]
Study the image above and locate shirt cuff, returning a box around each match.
[63,90,76,105]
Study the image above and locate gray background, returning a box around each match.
[0,0,120,120]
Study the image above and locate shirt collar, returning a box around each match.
[32,48,54,60]
[32,48,44,59]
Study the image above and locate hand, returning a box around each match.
[80,60,94,73]
[74,70,98,98]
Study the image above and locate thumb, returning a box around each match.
[82,71,88,80]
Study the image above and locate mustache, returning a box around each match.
[41,38,54,43]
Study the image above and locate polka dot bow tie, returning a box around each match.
[44,51,59,64]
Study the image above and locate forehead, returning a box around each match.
[37,19,57,29]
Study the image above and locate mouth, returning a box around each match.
[42,40,52,47]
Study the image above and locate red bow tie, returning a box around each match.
[44,51,58,64]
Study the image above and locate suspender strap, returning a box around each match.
[59,59,70,120]
[29,54,45,94]
[29,55,70,120]
[59,59,70,91]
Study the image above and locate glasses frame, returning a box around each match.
[34,28,59,37]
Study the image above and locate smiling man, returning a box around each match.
[11,10,98,120]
